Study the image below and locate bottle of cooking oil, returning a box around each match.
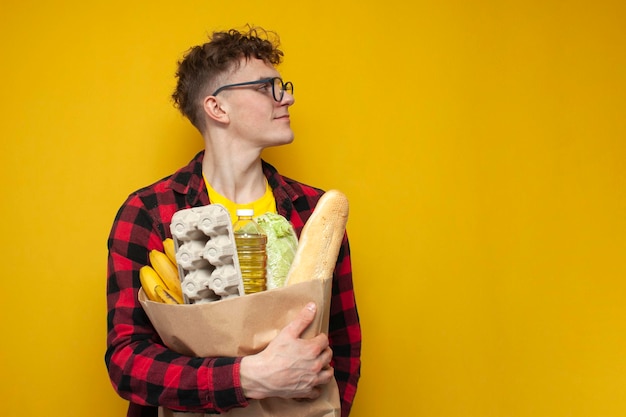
[233,209,267,294]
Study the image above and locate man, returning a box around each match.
[105,26,361,417]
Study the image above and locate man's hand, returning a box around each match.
[239,302,334,400]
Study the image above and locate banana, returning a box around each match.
[149,249,183,299]
[163,238,177,265]
[155,284,183,304]
[139,265,163,302]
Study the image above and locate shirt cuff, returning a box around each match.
[199,356,249,413]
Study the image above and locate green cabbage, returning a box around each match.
[255,213,299,289]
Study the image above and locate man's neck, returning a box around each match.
[201,144,266,204]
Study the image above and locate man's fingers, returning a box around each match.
[282,302,317,339]
[307,386,322,400]
[294,386,322,401]
[318,366,334,385]
[321,346,333,368]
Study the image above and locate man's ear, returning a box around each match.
[203,95,230,124]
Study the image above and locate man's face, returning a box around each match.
[216,58,295,150]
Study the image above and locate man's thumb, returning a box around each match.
[283,302,317,338]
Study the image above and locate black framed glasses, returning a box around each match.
[212,77,294,102]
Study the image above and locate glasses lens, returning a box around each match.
[269,78,293,101]
[284,81,293,96]
[272,78,283,101]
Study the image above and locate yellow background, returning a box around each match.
[1,1,625,416]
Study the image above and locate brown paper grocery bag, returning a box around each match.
[139,278,340,417]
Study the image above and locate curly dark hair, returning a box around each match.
[171,26,284,131]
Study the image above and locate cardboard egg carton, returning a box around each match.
[170,204,245,304]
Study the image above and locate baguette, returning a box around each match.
[286,189,349,285]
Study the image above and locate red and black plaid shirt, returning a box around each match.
[105,151,361,416]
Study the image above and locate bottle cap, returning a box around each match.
[236,208,254,217]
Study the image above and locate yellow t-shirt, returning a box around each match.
[204,174,277,223]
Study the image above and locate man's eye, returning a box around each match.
[258,83,271,91]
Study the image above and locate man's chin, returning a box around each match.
[271,135,295,147]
